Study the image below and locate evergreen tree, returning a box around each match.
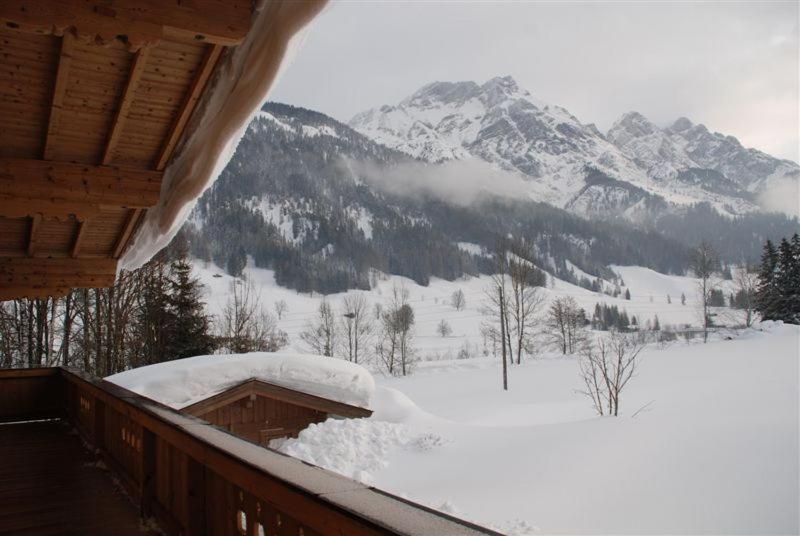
[755,240,780,320]
[775,235,800,323]
[165,253,215,360]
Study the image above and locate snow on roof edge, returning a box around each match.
[106,352,375,412]
[120,1,328,271]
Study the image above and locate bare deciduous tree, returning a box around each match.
[300,299,337,357]
[220,279,287,354]
[578,331,644,416]
[484,247,511,390]
[508,253,546,363]
[376,284,415,376]
[339,294,373,364]
[451,289,466,311]
[436,318,452,337]
[733,263,759,327]
[274,299,288,320]
[690,241,720,343]
[545,296,587,355]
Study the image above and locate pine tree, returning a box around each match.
[165,253,215,360]
[774,235,800,323]
[755,240,780,321]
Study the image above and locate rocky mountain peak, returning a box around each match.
[403,80,481,108]
[479,75,529,106]
[608,111,660,140]
[669,116,693,133]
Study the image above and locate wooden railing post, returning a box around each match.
[141,427,157,520]
[93,398,106,451]
[187,455,207,535]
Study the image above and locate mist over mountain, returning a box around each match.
[350,76,799,219]
[183,100,797,294]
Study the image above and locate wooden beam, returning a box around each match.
[70,220,87,258]
[26,214,41,257]
[156,44,223,171]
[0,158,162,219]
[0,1,253,49]
[102,46,151,166]
[43,32,74,161]
[111,208,142,259]
[0,257,117,300]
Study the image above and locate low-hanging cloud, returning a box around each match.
[341,156,530,206]
[757,177,800,218]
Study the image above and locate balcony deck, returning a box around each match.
[0,368,499,536]
[0,420,148,535]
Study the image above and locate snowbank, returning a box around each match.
[273,386,444,485]
[272,323,800,534]
[106,353,374,410]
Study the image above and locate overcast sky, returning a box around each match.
[270,1,799,161]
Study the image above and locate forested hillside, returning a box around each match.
[183,102,797,294]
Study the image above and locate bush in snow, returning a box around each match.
[437,319,452,337]
[451,289,466,311]
[578,331,644,416]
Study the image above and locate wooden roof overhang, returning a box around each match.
[181,378,374,420]
[0,1,255,300]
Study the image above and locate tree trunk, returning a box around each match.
[499,287,508,391]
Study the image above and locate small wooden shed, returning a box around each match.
[181,378,372,446]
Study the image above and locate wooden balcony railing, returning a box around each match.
[0,367,499,536]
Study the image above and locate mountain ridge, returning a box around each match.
[349,76,799,219]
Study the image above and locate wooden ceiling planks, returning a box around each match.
[0,1,253,299]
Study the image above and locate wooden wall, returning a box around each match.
[199,394,327,446]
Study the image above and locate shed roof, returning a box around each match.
[106,352,376,411]
[181,378,373,419]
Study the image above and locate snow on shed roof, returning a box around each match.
[106,353,375,411]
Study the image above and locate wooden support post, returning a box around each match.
[141,427,157,520]
[93,398,106,450]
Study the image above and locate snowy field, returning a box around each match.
[193,259,740,363]
[187,260,797,534]
[277,323,799,535]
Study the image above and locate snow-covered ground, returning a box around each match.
[276,322,800,534]
[194,259,740,361]
[186,260,797,534]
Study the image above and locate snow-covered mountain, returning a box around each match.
[608,112,799,196]
[350,76,799,218]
